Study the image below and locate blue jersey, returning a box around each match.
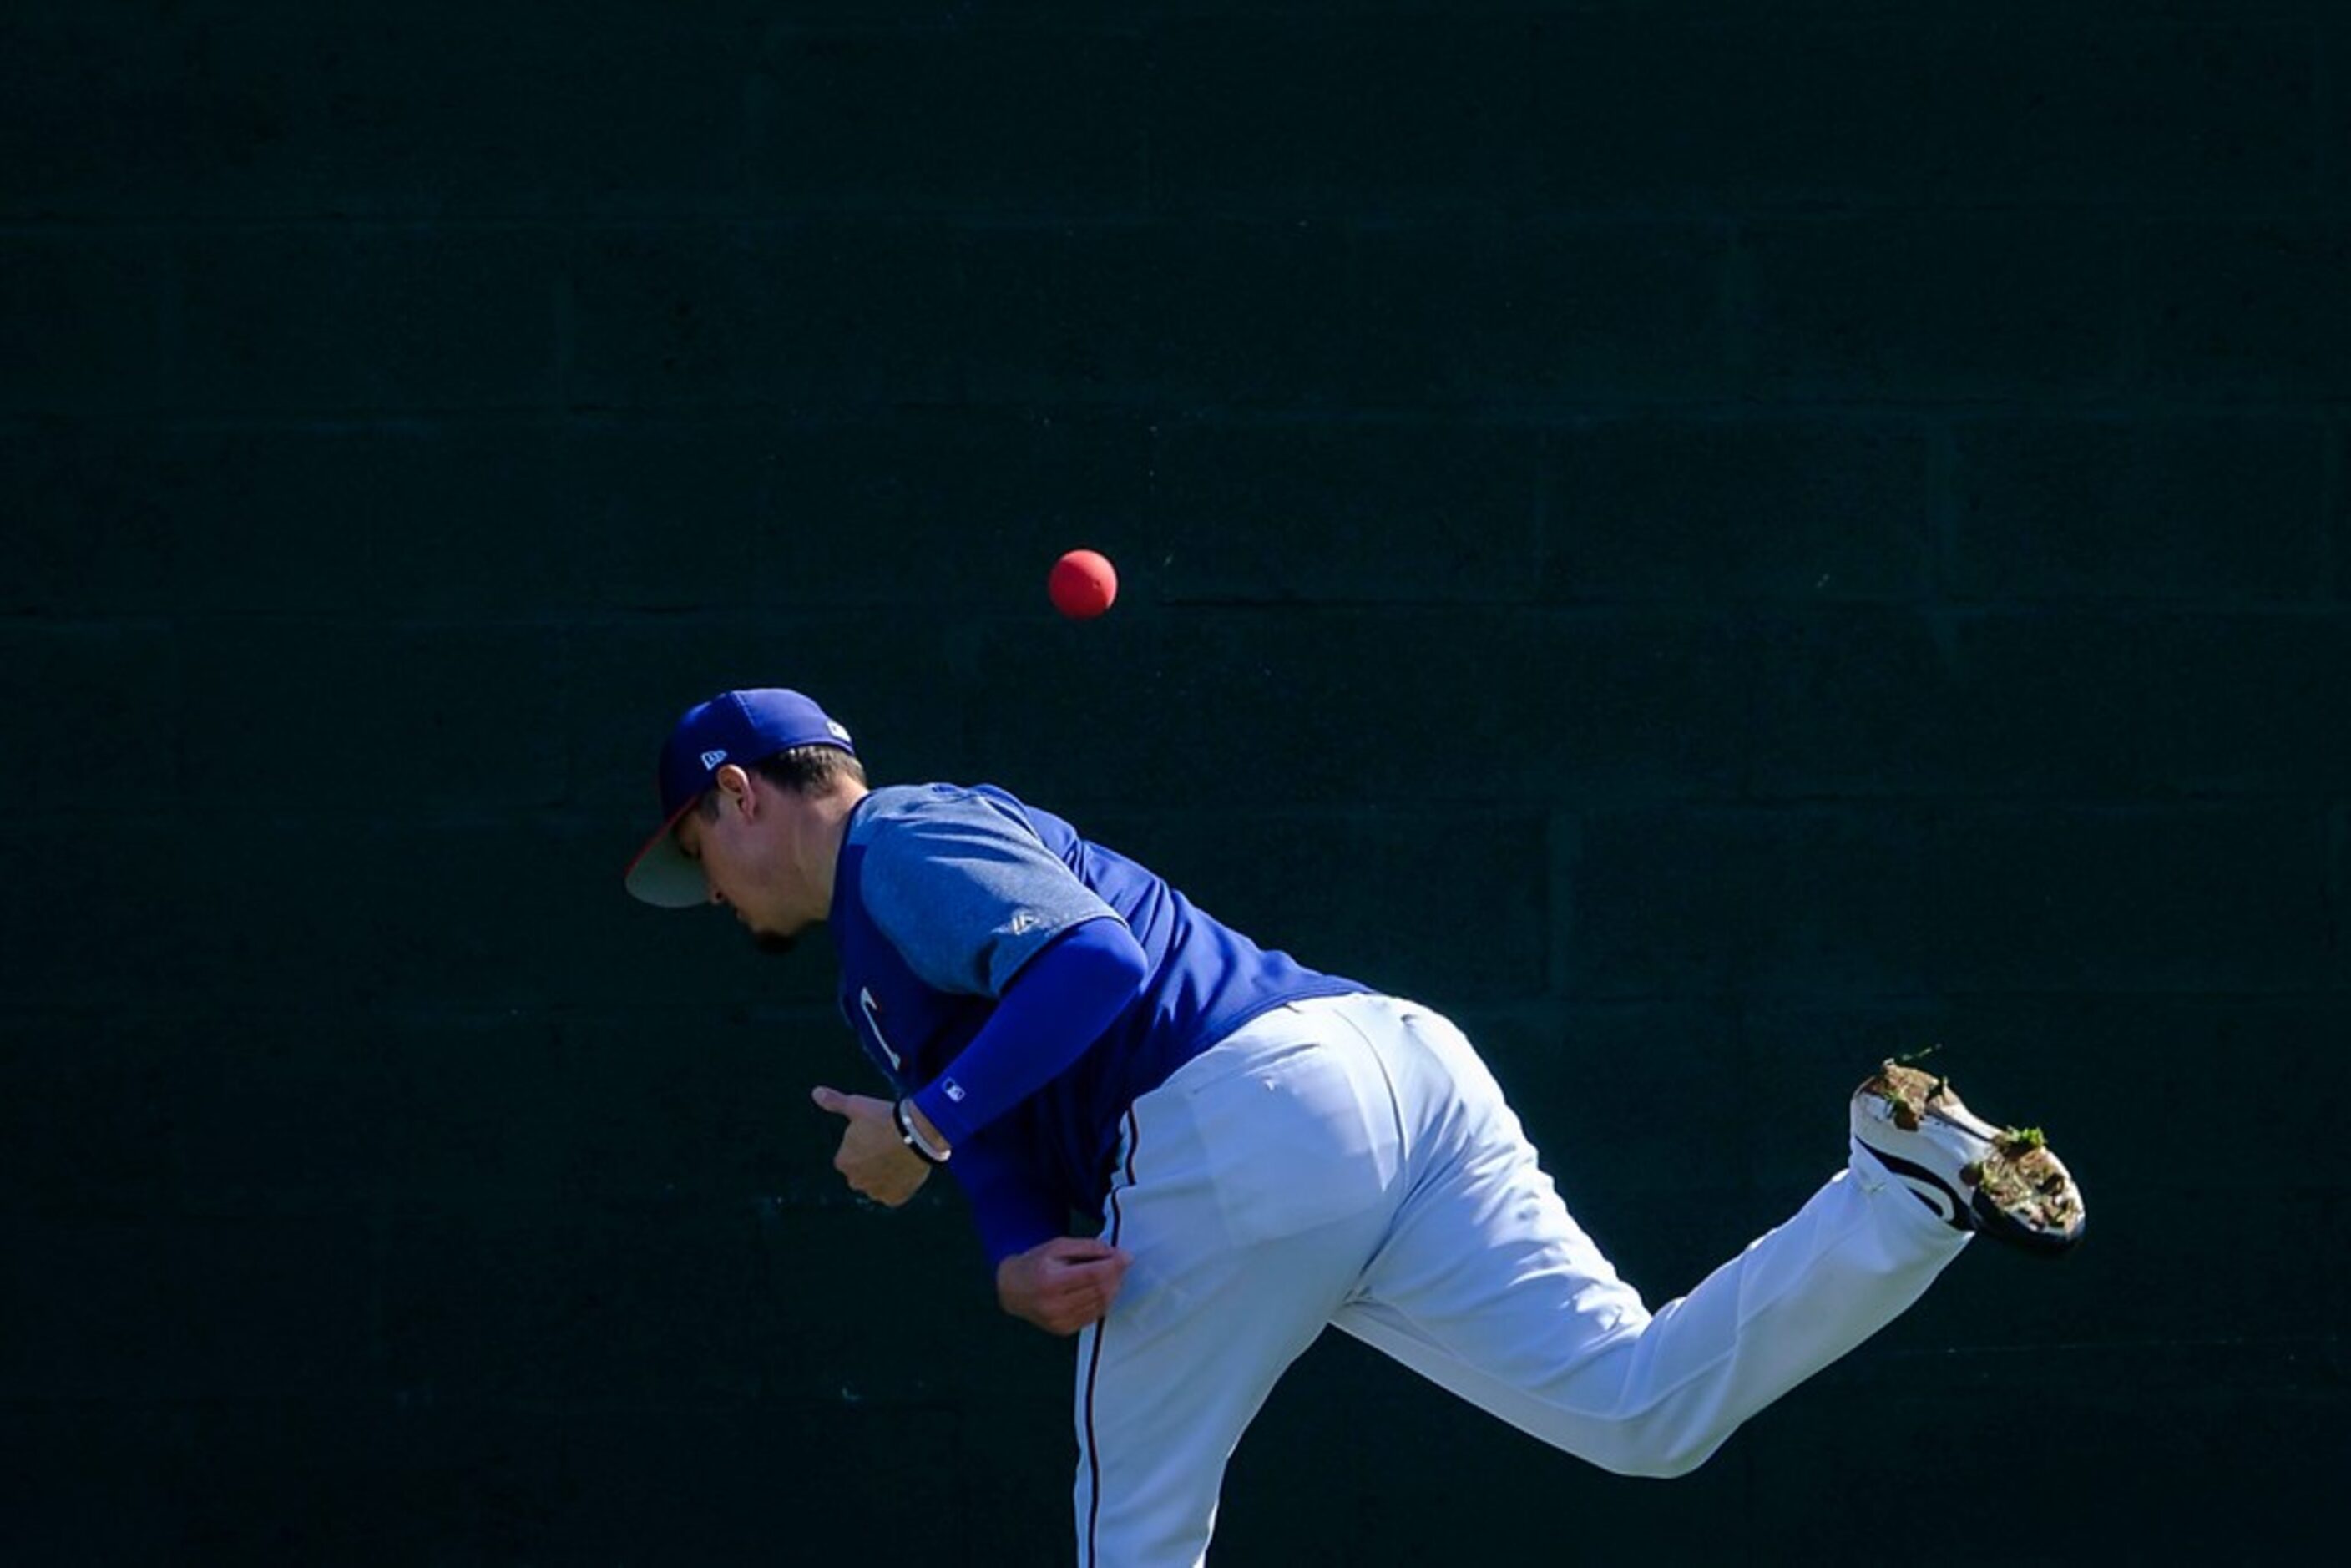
[827,783,1366,1259]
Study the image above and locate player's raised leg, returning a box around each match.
[1331,1005,2003,1478]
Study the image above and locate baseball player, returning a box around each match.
[624,688,2085,1567]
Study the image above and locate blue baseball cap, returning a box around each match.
[623,688,856,908]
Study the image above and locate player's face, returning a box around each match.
[672,788,811,954]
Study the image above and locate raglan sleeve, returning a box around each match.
[858,793,1119,999]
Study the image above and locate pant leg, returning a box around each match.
[1073,1006,1407,1567]
[1332,999,1969,1479]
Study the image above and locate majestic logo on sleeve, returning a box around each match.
[857,987,901,1072]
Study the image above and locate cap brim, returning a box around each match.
[623,800,709,908]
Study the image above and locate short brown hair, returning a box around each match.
[755,743,866,793]
[695,744,866,818]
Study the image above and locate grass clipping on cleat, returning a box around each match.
[1972,1138,2081,1232]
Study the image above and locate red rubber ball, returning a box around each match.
[1049,549,1118,620]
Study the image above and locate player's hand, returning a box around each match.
[810,1085,931,1208]
[996,1236,1132,1336]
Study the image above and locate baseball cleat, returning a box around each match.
[1851,1058,2086,1256]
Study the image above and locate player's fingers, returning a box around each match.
[1066,1247,1130,1277]
[1056,1260,1126,1319]
[1075,1276,1121,1328]
[811,1085,849,1115]
[1047,1282,1106,1331]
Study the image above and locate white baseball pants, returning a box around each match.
[1069,993,1969,1567]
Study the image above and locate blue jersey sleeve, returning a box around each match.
[855,787,1117,997]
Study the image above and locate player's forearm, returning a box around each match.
[949,1132,1067,1266]
[909,916,1148,1148]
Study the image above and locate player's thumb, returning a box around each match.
[811,1085,850,1116]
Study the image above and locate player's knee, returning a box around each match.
[1593,1424,1724,1480]
[1618,1445,1715,1480]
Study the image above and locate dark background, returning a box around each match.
[4,1,2346,1562]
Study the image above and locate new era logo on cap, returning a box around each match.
[700,749,729,770]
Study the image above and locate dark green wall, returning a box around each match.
[5,2,2345,1561]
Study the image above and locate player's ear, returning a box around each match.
[712,763,756,816]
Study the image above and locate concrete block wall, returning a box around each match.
[4,2,2344,1561]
